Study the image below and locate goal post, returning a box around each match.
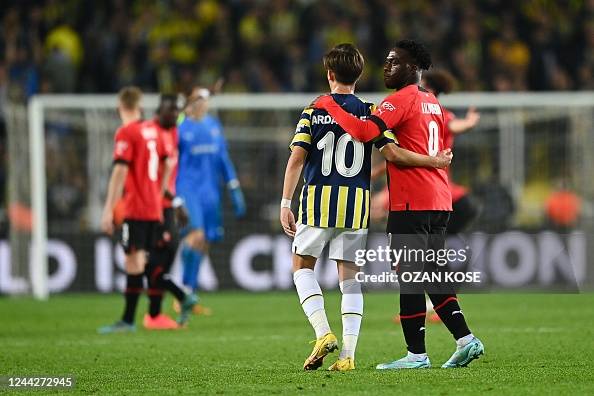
[7,92,594,298]
[28,97,48,300]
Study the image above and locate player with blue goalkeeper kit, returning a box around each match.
[175,86,246,314]
[280,44,452,371]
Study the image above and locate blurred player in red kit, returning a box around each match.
[98,87,167,333]
[142,94,197,330]
[313,40,484,369]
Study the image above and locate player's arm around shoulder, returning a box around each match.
[379,141,452,169]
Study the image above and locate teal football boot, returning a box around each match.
[376,354,431,370]
[442,337,484,368]
[97,320,136,334]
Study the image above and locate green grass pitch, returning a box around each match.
[2,292,593,395]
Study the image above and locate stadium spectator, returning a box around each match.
[1,1,593,95]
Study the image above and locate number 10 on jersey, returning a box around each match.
[317,131,364,178]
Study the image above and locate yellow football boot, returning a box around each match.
[328,357,355,372]
[303,332,338,370]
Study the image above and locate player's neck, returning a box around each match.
[120,110,141,125]
[330,84,355,95]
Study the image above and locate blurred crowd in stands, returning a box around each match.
[1,0,593,101]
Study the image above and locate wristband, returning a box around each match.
[228,179,240,189]
[172,196,185,208]
[280,198,292,209]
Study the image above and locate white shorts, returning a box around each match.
[292,224,368,263]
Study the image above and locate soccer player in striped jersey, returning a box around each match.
[280,44,452,371]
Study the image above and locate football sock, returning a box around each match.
[428,294,471,340]
[145,262,164,317]
[122,274,143,324]
[146,245,186,304]
[456,333,475,349]
[181,244,202,291]
[406,351,428,361]
[148,290,163,318]
[160,273,186,302]
[339,279,363,359]
[399,293,427,354]
[293,268,331,339]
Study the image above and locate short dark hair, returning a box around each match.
[158,94,178,110]
[395,39,432,70]
[323,43,364,85]
[423,69,455,96]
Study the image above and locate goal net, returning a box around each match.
[3,92,594,298]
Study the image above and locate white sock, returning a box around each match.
[339,279,363,359]
[456,333,475,348]
[293,269,331,338]
[406,351,428,361]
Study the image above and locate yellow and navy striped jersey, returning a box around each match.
[290,94,395,229]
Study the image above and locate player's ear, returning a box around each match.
[327,70,334,82]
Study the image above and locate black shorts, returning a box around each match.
[155,207,180,250]
[387,210,451,294]
[121,219,160,254]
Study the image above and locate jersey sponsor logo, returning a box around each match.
[421,102,442,115]
[377,101,395,115]
[311,114,338,125]
[190,144,218,155]
[381,101,395,112]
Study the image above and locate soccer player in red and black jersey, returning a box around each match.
[313,40,484,369]
[98,87,166,334]
[373,69,482,324]
[143,94,197,329]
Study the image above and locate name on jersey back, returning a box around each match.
[310,114,368,126]
[421,102,442,115]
